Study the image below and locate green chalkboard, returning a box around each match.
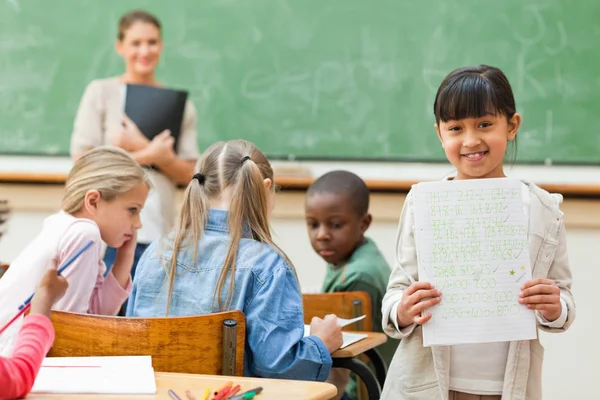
[0,0,599,164]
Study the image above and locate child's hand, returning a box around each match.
[116,230,138,261]
[519,279,561,321]
[110,231,139,288]
[30,261,69,318]
[310,314,343,353]
[396,282,442,328]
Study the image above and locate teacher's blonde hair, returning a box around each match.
[62,146,150,214]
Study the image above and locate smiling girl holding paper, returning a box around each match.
[381,65,575,400]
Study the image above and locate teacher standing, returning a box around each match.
[70,10,199,301]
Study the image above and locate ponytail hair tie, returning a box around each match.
[241,156,252,164]
[192,173,206,185]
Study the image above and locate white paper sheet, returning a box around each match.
[304,315,368,348]
[412,178,537,346]
[336,315,366,327]
[32,356,157,394]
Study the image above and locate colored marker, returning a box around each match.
[168,389,182,400]
[213,381,233,396]
[229,387,263,400]
[227,385,241,398]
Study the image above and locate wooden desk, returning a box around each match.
[331,332,388,400]
[331,332,387,359]
[28,372,338,400]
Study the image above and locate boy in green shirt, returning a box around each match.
[305,171,398,400]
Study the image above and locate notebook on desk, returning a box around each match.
[304,315,368,349]
[124,84,188,151]
[31,355,157,394]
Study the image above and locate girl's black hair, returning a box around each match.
[433,65,518,163]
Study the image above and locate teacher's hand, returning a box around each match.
[112,115,150,152]
[145,130,175,167]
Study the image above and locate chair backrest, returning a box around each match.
[48,310,246,376]
[0,264,8,278]
[302,291,373,331]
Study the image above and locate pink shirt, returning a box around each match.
[0,212,131,355]
[0,314,54,399]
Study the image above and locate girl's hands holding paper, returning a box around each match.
[30,260,69,317]
[519,278,562,322]
[396,282,442,328]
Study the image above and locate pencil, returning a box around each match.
[202,388,210,400]
[0,240,94,336]
[0,303,30,336]
[186,390,197,400]
[19,240,95,310]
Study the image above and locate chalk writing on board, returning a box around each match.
[413,178,537,347]
[6,0,20,12]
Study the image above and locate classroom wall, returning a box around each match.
[0,184,598,400]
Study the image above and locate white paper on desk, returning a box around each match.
[412,178,537,347]
[31,356,157,394]
[336,315,366,327]
[303,324,368,349]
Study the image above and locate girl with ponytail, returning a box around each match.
[127,140,343,382]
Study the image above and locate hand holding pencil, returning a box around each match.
[30,260,69,317]
[0,240,93,336]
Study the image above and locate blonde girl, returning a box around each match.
[127,140,343,381]
[0,146,150,354]
[381,65,575,400]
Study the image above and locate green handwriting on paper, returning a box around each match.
[429,188,520,204]
[421,183,529,322]
[432,217,527,241]
[443,291,515,304]
[442,305,521,319]
[435,277,497,290]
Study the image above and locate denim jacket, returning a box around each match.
[126,209,332,381]
[381,181,575,400]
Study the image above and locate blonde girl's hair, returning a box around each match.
[62,145,150,214]
[164,139,296,314]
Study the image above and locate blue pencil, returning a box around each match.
[17,240,95,310]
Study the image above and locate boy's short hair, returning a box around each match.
[306,170,369,216]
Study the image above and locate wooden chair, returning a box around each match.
[0,264,8,278]
[48,310,246,376]
[303,291,384,400]
[302,291,373,331]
